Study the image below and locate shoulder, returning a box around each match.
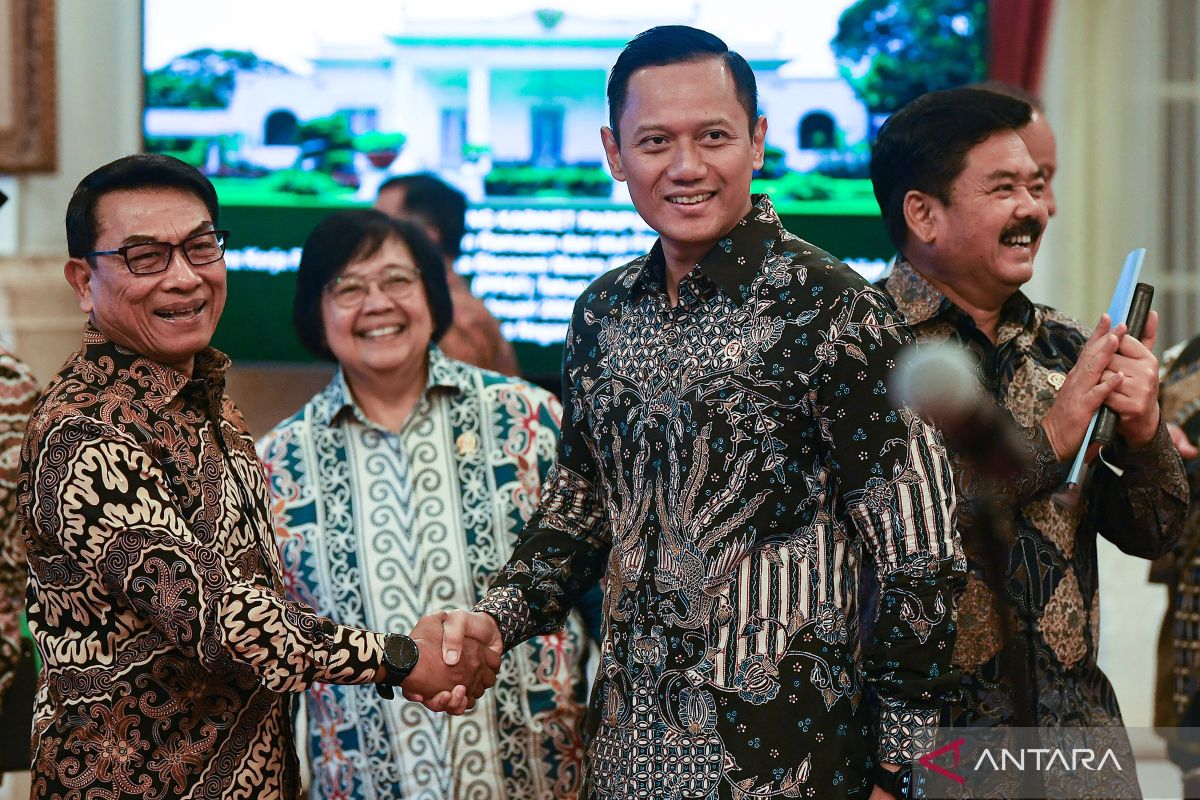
[0,348,38,400]
[1037,304,1090,346]
[572,254,649,315]
[256,391,322,456]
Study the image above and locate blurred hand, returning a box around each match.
[1101,309,1161,447]
[1168,422,1199,460]
[400,611,499,715]
[1042,314,1123,460]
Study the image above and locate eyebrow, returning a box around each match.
[118,221,214,247]
[629,117,736,138]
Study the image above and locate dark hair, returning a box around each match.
[606,25,758,144]
[292,209,453,360]
[971,80,1044,112]
[870,87,1033,251]
[65,154,219,258]
[377,173,468,261]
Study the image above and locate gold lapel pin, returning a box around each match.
[1047,372,1066,391]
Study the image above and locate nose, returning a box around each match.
[160,246,204,290]
[666,140,706,182]
[1014,185,1044,219]
[360,279,397,312]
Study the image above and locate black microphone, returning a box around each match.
[891,343,1031,481]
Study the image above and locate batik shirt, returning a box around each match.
[880,258,1187,729]
[475,196,965,800]
[258,348,597,800]
[19,328,388,800]
[0,348,38,714]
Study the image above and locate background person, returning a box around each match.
[376,174,520,375]
[18,154,496,799]
[259,208,600,799]
[871,87,1186,795]
[0,349,38,772]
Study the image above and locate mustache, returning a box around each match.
[1000,219,1044,241]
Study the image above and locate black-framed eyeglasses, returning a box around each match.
[325,267,422,308]
[85,229,230,275]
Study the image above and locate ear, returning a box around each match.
[751,115,768,170]
[64,258,95,314]
[902,190,940,246]
[601,126,626,182]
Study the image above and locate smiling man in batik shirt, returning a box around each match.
[16,155,498,799]
[870,88,1186,794]
[440,26,965,800]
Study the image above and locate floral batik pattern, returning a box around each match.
[19,328,386,800]
[477,196,965,800]
[258,348,596,800]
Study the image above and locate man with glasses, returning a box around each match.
[17,154,499,799]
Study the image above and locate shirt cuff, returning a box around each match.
[877,704,940,764]
[474,586,532,651]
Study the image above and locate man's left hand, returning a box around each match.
[1103,310,1161,448]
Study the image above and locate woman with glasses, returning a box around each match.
[258,208,600,800]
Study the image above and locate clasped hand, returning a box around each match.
[1042,311,1162,460]
[398,610,504,715]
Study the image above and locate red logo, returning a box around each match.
[919,737,967,784]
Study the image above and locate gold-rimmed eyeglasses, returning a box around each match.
[325,267,422,308]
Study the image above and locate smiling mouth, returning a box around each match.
[358,324,406,339]
[1000,223,1043,249]
[668,192,714,206]
[155,302,205,321]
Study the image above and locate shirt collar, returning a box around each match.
[80,323,231,415]
[883,257,1036,335]
[313,344,470,427]
[626,193,781,305]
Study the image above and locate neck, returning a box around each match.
[919,269,1008,343]
[343,355,429,433]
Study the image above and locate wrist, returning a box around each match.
[379,633,419,685]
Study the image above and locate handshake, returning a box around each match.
[381,610,505,715]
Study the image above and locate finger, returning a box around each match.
[402,690,424,702]
[1141,310,1160,352]
[483,646,501,671]
[442,611,467,666]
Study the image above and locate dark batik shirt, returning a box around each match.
[880,258,1186,732]
[0,348,39,714]
[476,196,965,799]
[19,328,388,800]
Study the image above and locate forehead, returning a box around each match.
[618,56,748,135]
[94,187,211,242]
[956,130,1040,184]
[340,236,416,275]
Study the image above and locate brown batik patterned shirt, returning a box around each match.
[880,258,1187,730]
[18,328,388,800]
[0,348,39,713]
[476,196,966,799]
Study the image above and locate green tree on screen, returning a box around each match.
[831,0,988,133]
[145,49,288,109]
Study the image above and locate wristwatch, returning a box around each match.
[873,763,916,800]
[376,633,419,699]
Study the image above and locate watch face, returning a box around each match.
[387,634,419,674]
